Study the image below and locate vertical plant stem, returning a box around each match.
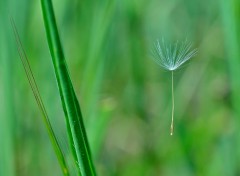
[170,70,174,136]
[40,0,96,175]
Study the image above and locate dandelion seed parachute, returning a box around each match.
[152,39,197,71]
[152,39,197,135]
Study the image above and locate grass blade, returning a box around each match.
[40,1,96,175]
[0,12,15,176]
[220,0,240,116]
[10,18,69,176]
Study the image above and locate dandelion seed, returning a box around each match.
[152,38,197,135]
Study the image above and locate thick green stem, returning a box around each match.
[40,0,96,175]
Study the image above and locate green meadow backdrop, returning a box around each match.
[1,0,240,175]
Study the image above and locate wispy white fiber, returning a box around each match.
[152,39,197,71]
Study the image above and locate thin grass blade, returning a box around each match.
[10,18,69,176]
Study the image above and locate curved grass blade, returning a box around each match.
[40,1,96,175]
[10,18,69,176]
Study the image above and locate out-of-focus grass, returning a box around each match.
[221,0,240,115]
[1,0,240,175]
[0,2,15,176]
[0,23,15,176]
[220,0,240,175]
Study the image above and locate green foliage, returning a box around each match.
[40,0,96,175]
[0,2,15,176]
[1,0,240,175]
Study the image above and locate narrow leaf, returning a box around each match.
[11,17,69,176]
[40,1,96,175]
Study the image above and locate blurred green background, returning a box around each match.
[1,0,240,175]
